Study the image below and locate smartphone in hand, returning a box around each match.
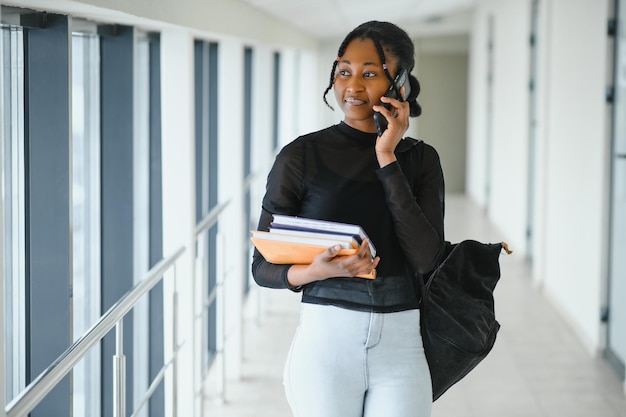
[374,68,411,136]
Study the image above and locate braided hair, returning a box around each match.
[323,21,422,117]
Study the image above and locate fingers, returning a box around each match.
[322,244,342,260]
[351,239,378,275]
[312,240,380,279]
[376,95,409,114]
[373,98,409,132]
[357,238,372,257]
[355,255,379,278]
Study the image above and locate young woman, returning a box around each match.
[252,21,445,417]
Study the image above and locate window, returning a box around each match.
[194,40,219,370]
[2,11,164,416]
[3,12,73,414]
[99,26,164,417]
[243,46,253,294]
[272,51,281,151]
[146,33,164,417]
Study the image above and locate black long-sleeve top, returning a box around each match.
[252,122,445,312]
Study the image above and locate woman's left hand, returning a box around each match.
[372,94,410,167]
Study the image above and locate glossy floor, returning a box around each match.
[203,195,626,417]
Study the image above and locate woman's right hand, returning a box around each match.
[286,239,380,287]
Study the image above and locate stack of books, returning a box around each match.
[250,215,376,279]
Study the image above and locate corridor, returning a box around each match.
[203,195,626,417]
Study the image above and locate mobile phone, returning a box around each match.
[373,68,411,136]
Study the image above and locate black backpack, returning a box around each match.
[419,239,509,400]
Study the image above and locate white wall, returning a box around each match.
[216,36,246,381]
[467,0,612,353]
[160,28,197,416]
[470,0,532,251]
[276,49,299,148]
[540,0,611,352]
[416,36,469,194]
[295,49,323,137]
[249,45,278,221]
[466,6,490,205]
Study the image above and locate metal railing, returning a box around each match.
[195,201,230,238]
[3,199,231,417]
[4,246,186,417]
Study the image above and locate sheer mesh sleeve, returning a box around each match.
[376,142,445,274]
[251,141,305,291]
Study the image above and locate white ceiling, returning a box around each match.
[240,0,476,41]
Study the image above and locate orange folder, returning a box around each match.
[251,232,376,279]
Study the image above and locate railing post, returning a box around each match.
[172,265,178,417]
[194,237,207,415]
[0,38,6,409]
[216,231,226,402]
[113,321,126,417]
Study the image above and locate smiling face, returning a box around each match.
[333,38,398,133]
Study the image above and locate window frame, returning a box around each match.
[1,23,27,404]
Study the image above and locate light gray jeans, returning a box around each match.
[283,303,432,417]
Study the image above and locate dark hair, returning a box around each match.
[323,20,422,117]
